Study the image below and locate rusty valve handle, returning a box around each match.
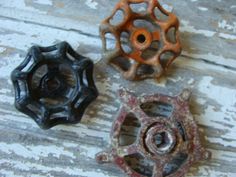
[96,89,210,177]
[11,42,98,129]
[100,0,182,80]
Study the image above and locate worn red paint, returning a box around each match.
[96,89,211,177]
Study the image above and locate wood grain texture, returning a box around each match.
[0,0,235,177]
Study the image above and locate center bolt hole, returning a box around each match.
[154,132,170,148]
[137,34,146,44]
[46,78,60,91]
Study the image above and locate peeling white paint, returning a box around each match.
[0,54,22,78]
[0,159,115,177]
[85,0,98,9]
[33,0,53,6]
[0,18,101,63]
[207,137,235,147]
[187,165,236,177]
[187,78,195,85]
[0,46,6,53]
[0,6,99,36]
[198,76,236,107]
[210,149,236,162]
[79,145,103,159]
[198,7,208,11]
[113,73,121,79]
[162,4,173,12]
[0,0,46,14]
[181,20,216,37]
[0,1,235,177]
[0,88,11,94]
[182,51,236,69]
[181,20,236,41]
[196,97,207,105]
[0,94,14,104]
[219,32,236,40]
[62,142,78,148]
[196,76,236,147]
[0,108,41,124]
[168,76,183,83]
[84,52,101,63]
[138,6,146,12]
[154,77,168,87]
[218,20,236,33]
[0,107,110,140]
[0,143,76,160]
[0,170,24,177]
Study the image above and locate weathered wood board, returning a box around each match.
[0,0,236,177]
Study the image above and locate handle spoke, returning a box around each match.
[152,162,164,177]
[117,143,139,156]
[152,31,161,41]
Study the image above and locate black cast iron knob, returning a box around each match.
[11,41,98,129]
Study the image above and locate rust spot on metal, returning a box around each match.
[100,0,182,80]
[96,89,211,177]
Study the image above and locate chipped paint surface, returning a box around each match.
[0,46,6,53]
[182,51,236,69]
[219,33,236,40]
[162,4,173,12]
[198,7,208,11]
[196,76,236,147]
[218,20,236,33]
[0,0,236,177]
[181,20,216,37]
[0,142,76,160]
[0,0,46,14]
[0,159,114,177]
[181,19,236,41]
[85,0,98,9]
[33,0,53,5]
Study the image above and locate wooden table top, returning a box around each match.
[0,0,235,176]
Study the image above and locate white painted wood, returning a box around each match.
[0,0,235,177]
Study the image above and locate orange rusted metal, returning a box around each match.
[100,0,182,80]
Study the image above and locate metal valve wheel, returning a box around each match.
[11,42,98,129]
[100,0,182,80]
[96,89,210,177]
